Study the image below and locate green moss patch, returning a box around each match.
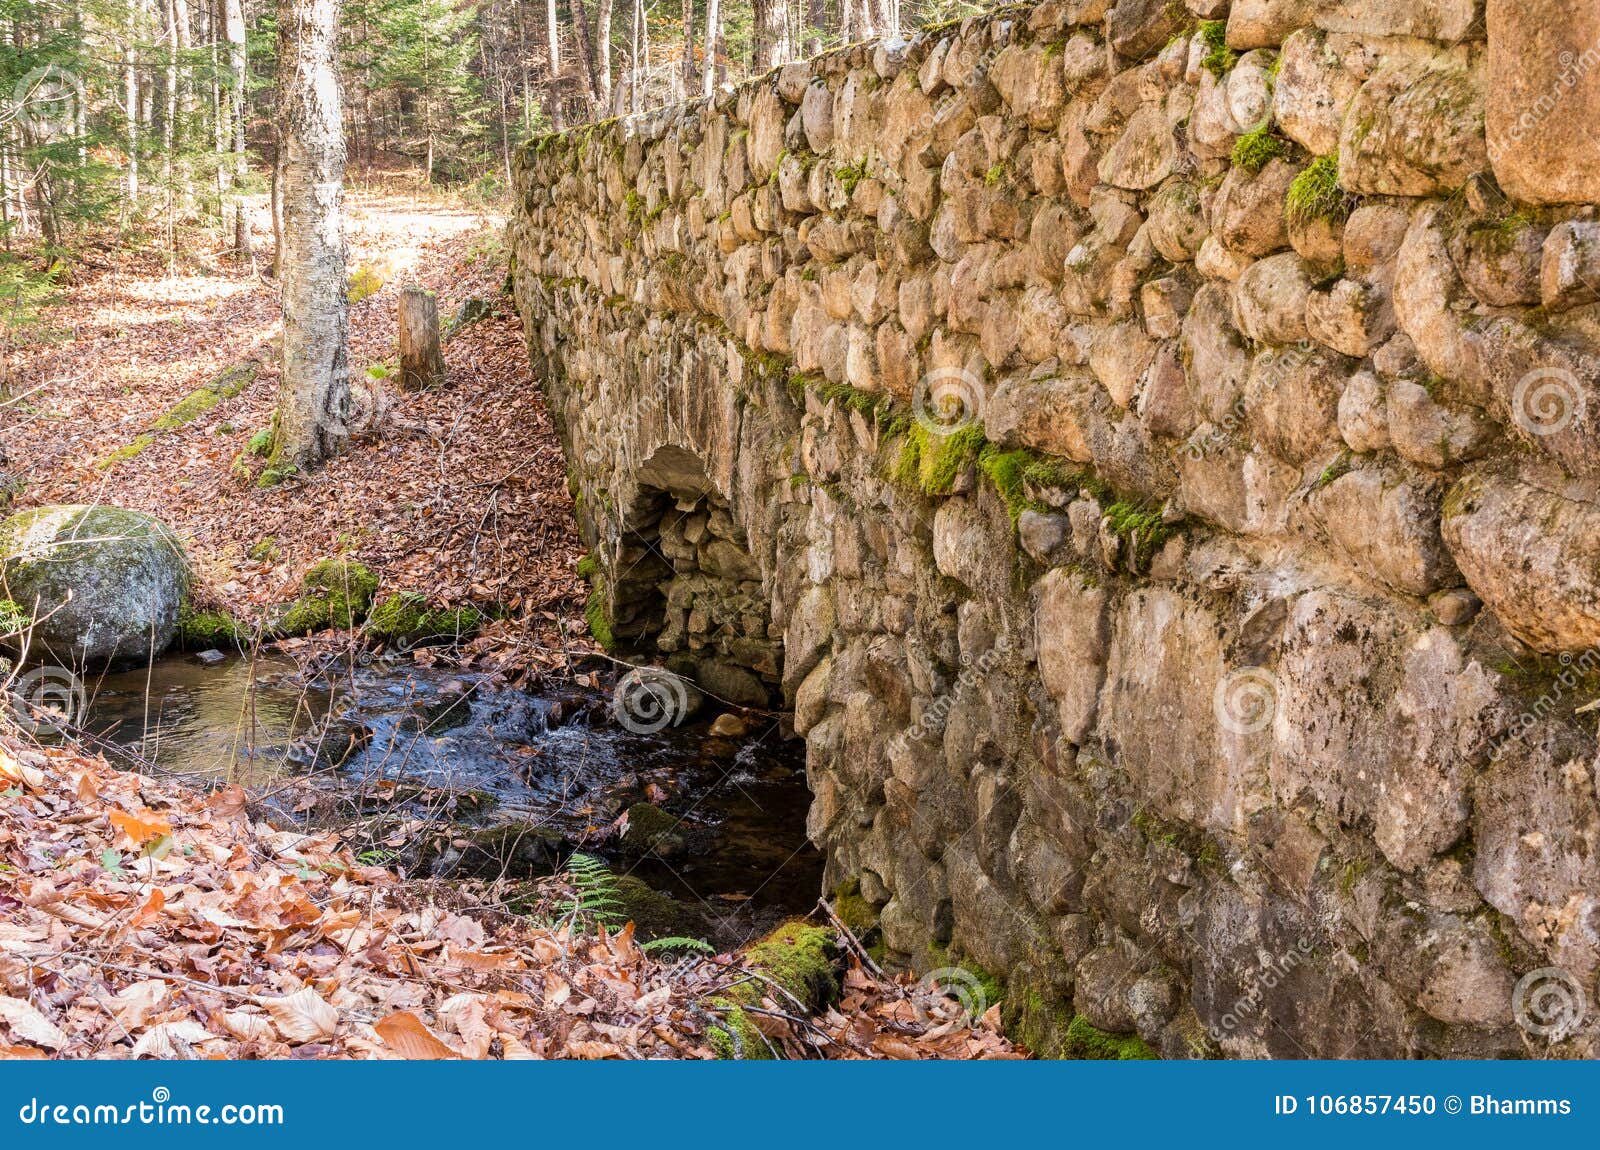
[152,387,223,432]
[273,558,379,637]
[152,362,258,432]
[1103,500,1176,570]
[583,585,614,650]
[1286,155,1346,227]
[1231,126,1287,175]
[175,604,245,650]
[1199,20,1236,78]
[93,434,155,470]
[891,422,987,496]
[365,591,484,647]
[705,922,841,1059]
[977,444,1089,523]
[1062,1015,1158,1060]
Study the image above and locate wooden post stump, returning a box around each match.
[398,286,445,391]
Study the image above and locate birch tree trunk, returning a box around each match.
[595,0,614,110]
[124,3,141,216]
[702,0,719,96]
[224,0,250,259]
[753,0,788,69]
[545,0,564,128]
[680,0,695,96]
[629,0,642,113]
[272,0,350,473]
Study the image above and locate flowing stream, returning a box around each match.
[74,652,824,949]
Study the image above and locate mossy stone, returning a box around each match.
[706,921,841,1059]
[365,591,484,647]
[271,558,379,637]
[0,505,189,668]
[175,604,245,650]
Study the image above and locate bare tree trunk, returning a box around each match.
[569,0,600,113]
[124,26,140,216]
[595,0,614,110]
[680,0,694,96]
[545,0,564,129]
[702,0,719,96]
[270,143,284,276]
[805,0,821,55]
[273,0,349,473]
[753,0,788,70]
[629,0,642,113]
[224,0,251,259]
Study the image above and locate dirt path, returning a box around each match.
[2,183,586,677]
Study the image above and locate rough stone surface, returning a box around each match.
[511,4,1600,1059]
[1486,0,1600,204]
[0,505,190,668]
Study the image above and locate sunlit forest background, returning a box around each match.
[0,0,990,346]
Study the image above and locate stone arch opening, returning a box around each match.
[606,445,780,708]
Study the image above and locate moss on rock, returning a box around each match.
[1286,154,1346,227]
[706,921,841,1059]
[94,434,155,470]
[1061,1014,1158,1060]
[1231,126,1287,174]
[271,558,379,637]
[0,505,190,667]
[175,604,245,650]
[620,802,687,857]
[365,591,484,647]
[583,585,614,649]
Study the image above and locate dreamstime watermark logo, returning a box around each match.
[610,666,690,734]
[4,665,86,736]
[11,64,83,138]
[1208,936,1316,1043]
[893,637,1011,753]
[1185,341,1314,462]
[1225,54,1275,135]
[1488,43,1600,163]
[913,366,985,437]
[1213,666,1281,736]
[914,966,990,1025]
[1490,646,1600,763]
[1510,367,1585,438]
[16,1085,284,1127]
[1512,967,1588,1041]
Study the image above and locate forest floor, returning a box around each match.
[4,176,585,682]
[0,733,1018,1059]
[0,178,1022,1059]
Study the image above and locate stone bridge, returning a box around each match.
[512,0,1600,1057]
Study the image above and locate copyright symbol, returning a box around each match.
[1444,1096,1461,1114]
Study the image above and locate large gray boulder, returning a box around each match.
[1,505,189,668]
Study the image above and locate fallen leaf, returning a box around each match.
[262,988,339,1044]
[108,980,169,1031]
[0,997,67,1050]
[110,808,172,845]
[132,1020,215,1059]
[374,1010,460,1059]
[221,1010,276,1043]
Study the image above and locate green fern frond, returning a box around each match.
[641,936,715,955]
[557,852,628,931]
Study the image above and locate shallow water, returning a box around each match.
[78,652,824,947]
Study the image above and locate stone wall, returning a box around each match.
[511,0,1600,1057]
